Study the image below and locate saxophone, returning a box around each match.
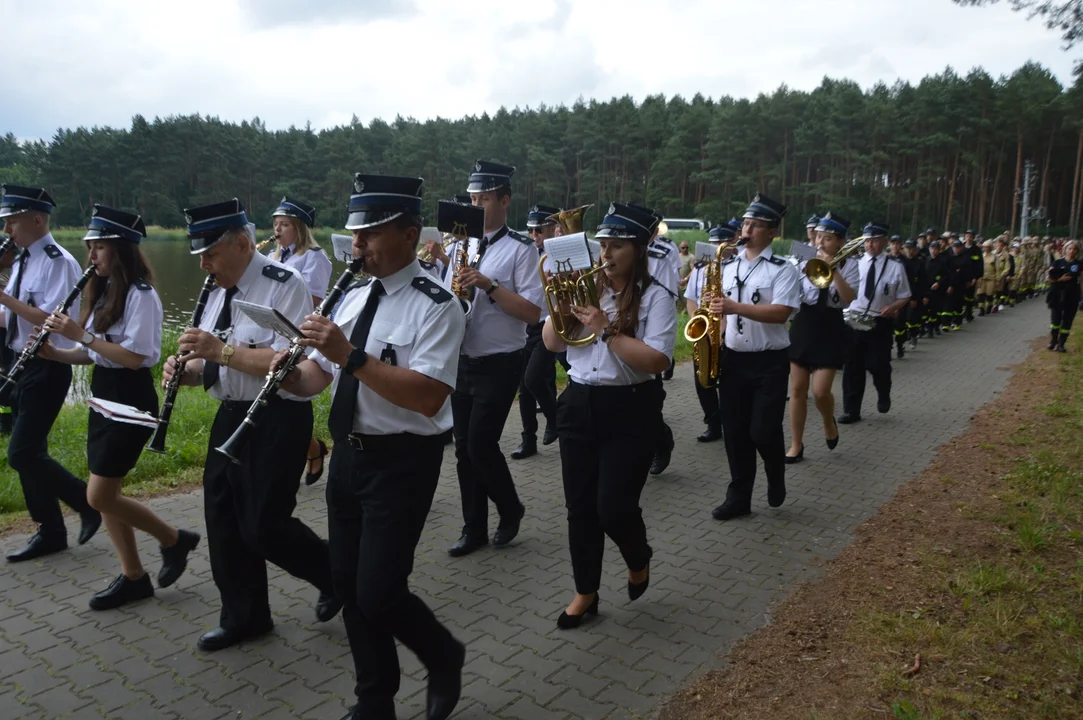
[449,235,474,320]
[683,243,732,388]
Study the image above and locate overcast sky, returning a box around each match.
[3,0,1076,141]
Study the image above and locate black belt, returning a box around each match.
[218,395,295,412]
[459,349,522,366]
[346,430,451,452]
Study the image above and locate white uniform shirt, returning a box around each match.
[198,252,311,402]
[4,232,82,351]
[647,240,679,299]
[849,253,912,317]
[685,263,708,304]
[271,244,333,300]
[564,281,677,387]
[796,256,862,309]
[310,259,465,436]
[85,282,163,368]
[442,226,544,358]
[720,246,801,352]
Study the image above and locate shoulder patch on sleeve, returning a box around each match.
[411,276,453,304]
[347,277,372,293]
[722,256,737,266]
[648,248,668,260]
[508,229,531,244]
[419,259,436,271]
[43,244,62,259]
[310,245,324,253]
[262,265,292,282]
[133,279,153,291]
[767,255,785,265]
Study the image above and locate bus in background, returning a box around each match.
[662,218,706,231]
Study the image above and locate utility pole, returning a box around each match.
[1020,159,1032,238]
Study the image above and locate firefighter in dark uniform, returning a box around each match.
[924,239,948,337]
[1047,240,1083,352]
[901,239,927,350]
[889,236,908,357]
[963,229,982,321]
[946,238,970,331]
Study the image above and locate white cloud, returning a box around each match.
[2,0,1076,140]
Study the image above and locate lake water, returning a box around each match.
[53,236,355,330]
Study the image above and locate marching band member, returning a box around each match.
[805,215,821,244]
[279,174,467,720]
[1047,239,1082,352]
[543,202,676,628]
[888,236,908,355]
[0,185,101,562]
[269,196,334,485]
[163,198,339,652]
[446,160,544,557]
[708,194,801,521]
[38,205,199,609]
[839,223,911,424]
[512,203,563,461]
[785,213,858,462]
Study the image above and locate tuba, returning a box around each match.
[538,205,611,347]
[683,241,737,389]
[804,236,865,289]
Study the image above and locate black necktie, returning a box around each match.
[7,251,28,348]
[280,247,291,263]
[328,280,384,441]
[203,286,238,391]
[864,257,878,302]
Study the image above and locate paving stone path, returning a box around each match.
[0,300,1048,719]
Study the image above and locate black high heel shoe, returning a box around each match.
[557,593,600,630]
[783,444,804,464]
[826,418,839,451]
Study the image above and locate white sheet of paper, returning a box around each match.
[587,239,601,264]
[543,233,594,273]
[695,242,718,262]
[419,227,442,245]
[232,300,303,341]
[88,398,159,428]
[331,234,354,263]
[789,241,817,262]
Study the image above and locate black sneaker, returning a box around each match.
[89,573,154,611]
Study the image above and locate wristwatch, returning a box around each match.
[343,347,368,375]
[485,279,501,296]
[80,331,95,348]
[601,328,617,346]
[220,344,235,367]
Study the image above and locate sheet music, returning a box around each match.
[331,234,354,263]
[789,241,817,262]
[543,233,594,274]
[232,300,303,341]
[695,242,718,262]
[587,239,601,264]
[88,398,159,428]
[419,227,442,246]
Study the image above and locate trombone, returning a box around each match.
[537,204,609,347]
[804,236,865,289]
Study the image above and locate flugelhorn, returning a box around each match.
[538,204,610,347]
[804,236,865,289]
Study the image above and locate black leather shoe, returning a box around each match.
[711,502,751,521]
[557,593,600,630]
[197,622,273,652]
[767,478,786,508]
[426,639,466,720]
[510,436,537,460]
[697,425,722,443]
[89,573,154,611]
[78,510,102,545]
[305,439,328,486]
[783,444,804,464]
[649,449,671,476]
[6,531,67,563]
[628,551,651,601]
[447,534,488,558]
[340,707,361,720]
[158,529,200,588]
[838,413,861,424]
[542,424,558,446]
[826,418,839,451]
[877,396,891,414]
[492,505,525,548]
[316,591,343,623]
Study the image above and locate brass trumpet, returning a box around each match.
[804,236,865,289]
[538,204,609,347]
[683,241,738,388]
[418,236,454,263]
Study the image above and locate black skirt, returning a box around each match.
[788,303,851,370]
[87,366,159,478]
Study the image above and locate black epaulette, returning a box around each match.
[133,278,153,291]
[722,256,738,265]
[412,276,452,304]
[419,259,436,271]
[262,265,292,282]
[508,229,532,245]
[648,248,668,260]
[766,255,785,265]
[311,246,324,253]
[347,277,372,293]
[887,255,902,263]
[43,244,62,259]
[694,260,707,269]
[650,276,678,299]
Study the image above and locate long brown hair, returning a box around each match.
[79,240,155,333]
[565,243,654,339]
[272,216,317,259]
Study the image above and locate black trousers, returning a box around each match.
[717,349,789,508]
[653,376,674,455]
[963,284,977,320]
[925,293,944,329]
[452,350,524,539]
[518,333,558,438]
[842,318,893,417]
[557,381,656,595]
[203,398,333,632]
[326,432,460,718]
[1051,295,1080,337]
[946,288,964,325]
[694,374,721,427]
[8,359,90,536]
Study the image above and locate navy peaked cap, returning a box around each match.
[708,223,737,241]
[526,203,562,228]
[726,216,743,234]
[805,214,821,229]
[742,194,786,226]
[346,173,424,231]
[272,196,316,227]
[596,202,659,244]
[863,221,890,239]
[85,205,146,244]
[0,185,56,217]
[185,198,248,254]
[815,212,851,237]
[466,159,514,194]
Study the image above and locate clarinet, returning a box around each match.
[145,274,217,454]
[0,264,96,395]
[215,255,366,464]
